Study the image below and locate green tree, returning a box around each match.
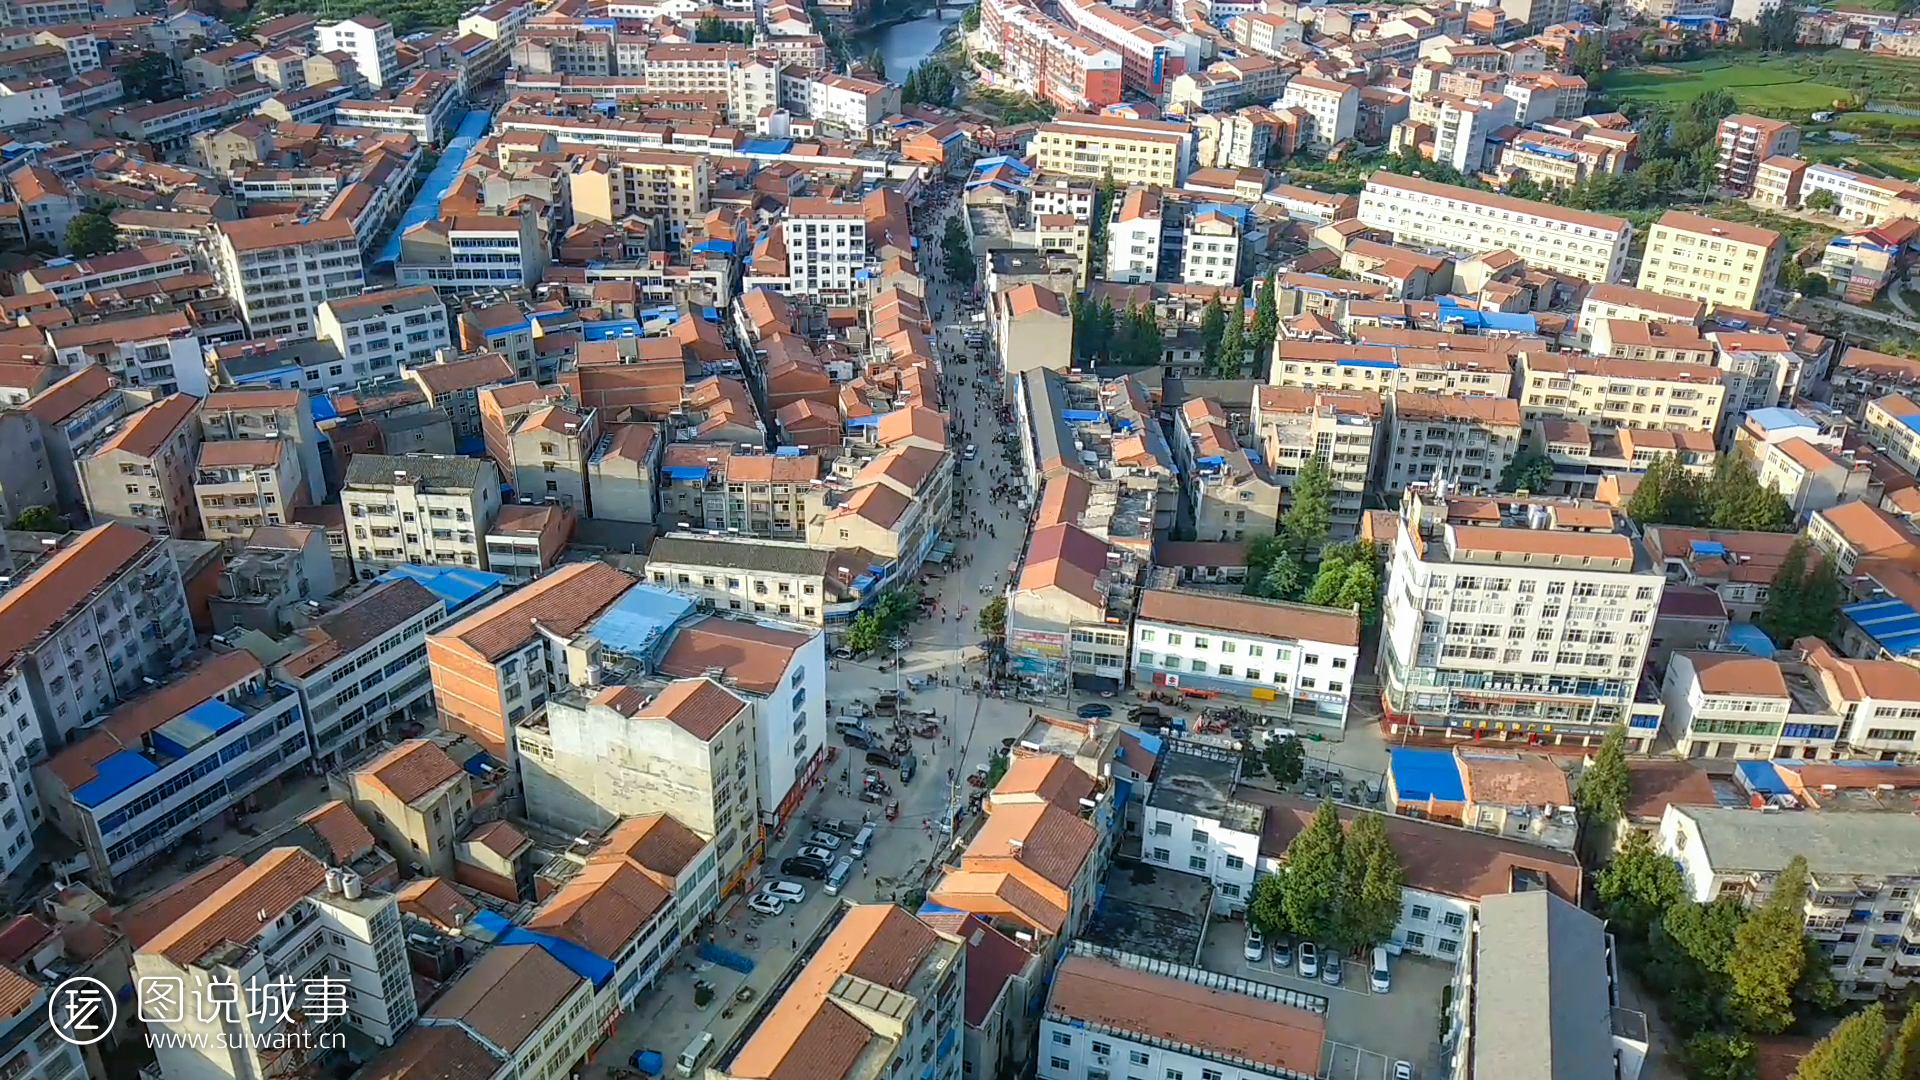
[1245,534,1289,582]
[1705,457,1794,532]
[1624,455,1704,528]
[1198,297,1226,373]
[1684,1034,1759,1080]
[961,2,980,28]
[1576,724,1632,830]
[1759,539,1841,645]
[1216,302,1248,379]
[1334,560,1381,624]
[1499,448,1555,493]
[123,52,177,101]
[1792,1003,1888,1080]
[1284,456,1333,559]
[1728,855,1811,1035]
[1247,872,1292,938]
[942,217,975,285]
[1569,36,1606,86]
[1807,189,1838,211]
[1303,552,1350,607]
[1255,547,1306,600]
[844,611,884,653]
[1337,812,1404,948]
[1883,1004,1920,1080]
[1595,829,1687,940]
[1263,736,1305,785]
[866,48,887,78]
[11,506,63,533]
[977,597,1007,638]
[1280,800,1345,942]
[65,212,117,258]
[1251,271,1279,370]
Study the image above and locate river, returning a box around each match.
[871,8,964,79]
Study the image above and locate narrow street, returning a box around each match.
[587,178,1043,1079]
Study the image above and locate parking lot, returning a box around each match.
[1198,923,1452,1080]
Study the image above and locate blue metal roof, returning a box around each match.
[1745,407,1816,434]
[73,751,159,808]
[740,138,793,155]
[376,109,491,267]
[1389,747,1465,802]
[583,319,646,341]
[1735,760,1786,795]
[472,910,616,986]
[1727,622,1777,656]
[1690,541,1727,558]
[378,565,507,614]
[588,584,692,659]
[1845,596,1920,656]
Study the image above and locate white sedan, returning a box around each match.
[763,881,808,903]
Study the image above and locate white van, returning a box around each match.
[825,855,855,895]
[677,1032,716,1077]
[1370,945,1392,994]
[851,824,876,858]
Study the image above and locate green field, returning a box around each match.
[1604,52,1920,114]
[1604,60,1852,111]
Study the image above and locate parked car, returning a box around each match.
[1393,1063,1413,1080]
[806,832,842,851]
[1322,949,1343,987]
[748,894,782,916]
[1077,703,1113,718]
[782,856,828,879]
[1243,927,1265,963]
[964,444,978,460]
[1328,777,1346,800]
[1298,941,1319,979]
[797,845,836,863]
[762,881,807,903]
[1273,939,1293,972]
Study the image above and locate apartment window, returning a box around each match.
[1052,1034,1072,1046]
[1092,1043,1111,1056]
[1443,912,1465,929]
[1051,1060,1070,1072]
[1153,820,1172,836]
[1411,904,1431,921]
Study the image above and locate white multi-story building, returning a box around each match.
[319,15,399,89]
[1379,486,1664,746]
[1139,744,1264,911]
[213,216,366,340]
[1661,651,1824,761]
[1180,206,1244,287]
[1444,892,1648,1080]
[273,576,459,770]
[1280,75,1358,151]
[1430,94,1515,174]
[0,669,45,877]
[1660,803,1920,998]
[342,454,504,577]
[1039,946,1324,1080]
[521,677,763,894]
[316,286,451,379]
[0,523,193,752]
[38,650,308,888]
[782,197,866,303]
[1132,588,1361,730]
[397,213,548,292]
[1104,186,1162,283]
[1800,163,1911,226]
[136,846,418,1075]
[0,966,87,1080]
[47,309,209,399]
[1358,171,1632,283]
